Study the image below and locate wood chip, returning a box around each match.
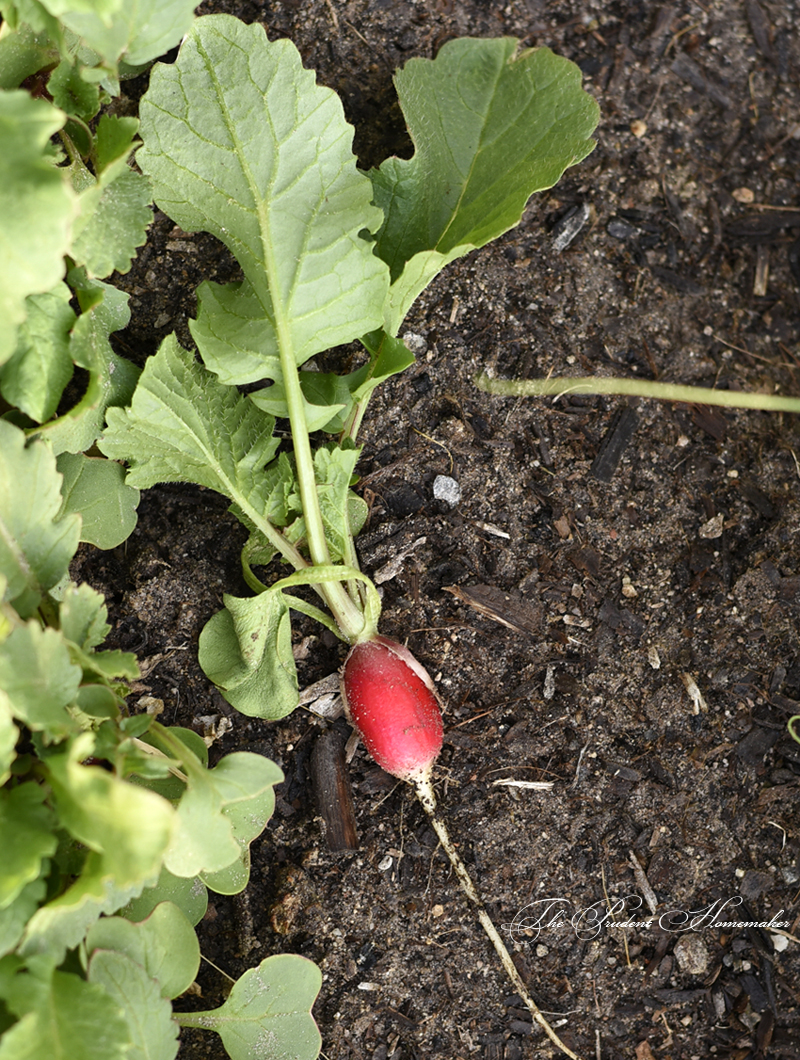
[443,583,542,636]
[590,405,639,482]
[628,851,659,914]
[311,727,359,852]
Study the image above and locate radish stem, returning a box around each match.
[414,776,583,1060]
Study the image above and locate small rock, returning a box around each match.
[433,475,461,507]
[732,187,755,203]
[674,934,710,976]
[630,119,648,138]
[402,331,427,354]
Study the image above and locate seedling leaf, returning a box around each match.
[371,37,600,332]
[0,784,57,910]
[178,954,322,1060]
[137,14,389,385]
[120,867,208,928]
[198,590,298,721]
[57,453,140,548]
[86,902,200,1000]
[87,949,179,1060]
[0,622,82,738]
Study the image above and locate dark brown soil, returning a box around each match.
[77,1,800,1057]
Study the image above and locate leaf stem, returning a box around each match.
[276,342,369,642]
[476,373,800,413]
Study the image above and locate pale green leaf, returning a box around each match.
[0,692,19,788]
[30,274,139,455]
[371,38,599,331]
[0,22,59,90]
[0,877,47,960]
[87,901,199,1000]
[120,867,208,928]
[45,733,174,885]
[197,590,298,720]
[57,454,140,549]
[0,421,81,609]
[88,950,179,1060]
[199,849,250,896]
[33,0,197,68]
[48,57,100,121]
[20,850,154,962]
[0,283,75,423]
[0,91,75,363]
[178,954,322,1060]
[0,621,81,738]
[0,969,129,1060]
[71,167,153,279]
[138,14,389,384]
[0,784,57,910]
[57,581,110,650]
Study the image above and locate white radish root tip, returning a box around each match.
[412,777,583,1060]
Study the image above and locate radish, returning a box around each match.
[341,635,583,1060]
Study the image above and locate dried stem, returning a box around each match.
[413,776,583,1060]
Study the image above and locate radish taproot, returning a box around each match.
[341,636,443,782]
[341,636,583,1060]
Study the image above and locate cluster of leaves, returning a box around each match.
[0,0,206,546]
[99,13,600,718]
[0,418,322,1058]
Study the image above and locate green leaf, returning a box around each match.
[86,949,177,1060]
[0,877,46,960]
[93,115,140,176]
[48,57,100,122]
[19,850,154,962]
[57,581,110,650]
[159,742,282,880]
[0,91,75,363]
[87,902,200,1000]
[56,454,140,548]
[31,272,139,455]
[249,331,415,434]
[0,621,81,738]
[198,590,298,721]
[56,0,199,68]
[45,733,174,886]
[88,950,179,1060]
[100,333,281,496]
[0,784,57,910]
[0,693,19,788]
[138,14,389,385]
[199,752,282,894]
[71,166,152,279]
[314,444,367,562]
[120,867,208,928]
[0,283,75,423]
[0,969,129,1060]
[0,23,59,90]
[0,421,81,613]
[371,38,599,333]
[178,955,322,1060]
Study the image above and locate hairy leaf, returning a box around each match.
[138,14,389,385]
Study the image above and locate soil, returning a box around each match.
[74,0,800,1057]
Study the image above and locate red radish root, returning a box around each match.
[341,636,443,783]
[341,637,582,1060]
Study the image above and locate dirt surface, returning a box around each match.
[75,0,800,1057]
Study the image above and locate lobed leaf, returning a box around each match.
[0,785,57,911]
[370,37,600,332]
[0,622,82,738]
[0,968,129,1060]
[137,14,389,385]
